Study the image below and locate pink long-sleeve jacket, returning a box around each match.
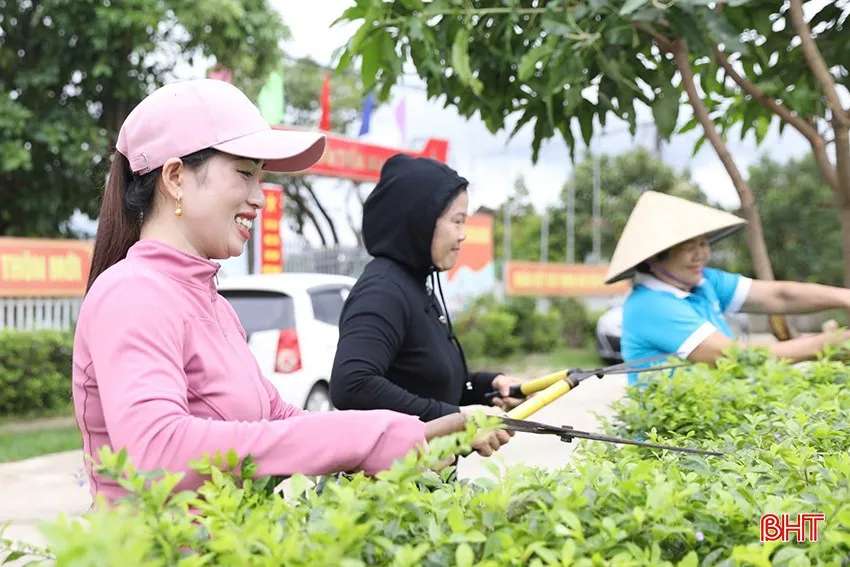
[72,239,427,504]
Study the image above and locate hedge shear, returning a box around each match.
[497,417,723,457]
[483,354,691,420]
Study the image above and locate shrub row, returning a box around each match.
[453,295,601,361]
[6,345,850,565]
[0,329,74,419]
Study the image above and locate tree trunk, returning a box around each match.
[347,183,366,247]
[838,205,850,290]
[303,180,340,245]
[833,127,850,288]
[672,38,793,340]
[788,0,850,290]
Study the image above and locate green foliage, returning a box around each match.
[492,146,842,284]
[549,297,594,348]
[330,0,850,282]
[610,343,850,440]
[720,153,844,285]
[493,148,722,268]
[331,0,846,166]
[453,296,524,360]
[0,330,74,418]
[706,1,847,147]
[0,425,82,464]
[6,348,850,565]
[1,0,287,237]
[453,295,593,360]
[331,0,750,162]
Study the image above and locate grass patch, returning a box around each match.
[0,406,74,428]
[0,424,82,463]
[468,345,604,375]
[544,346,606,370]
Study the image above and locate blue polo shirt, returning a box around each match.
[621,267,752,386]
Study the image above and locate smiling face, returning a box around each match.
[652,235,711,288]
[159,152,266,260]
[431,189,469,271]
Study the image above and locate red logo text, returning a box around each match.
[760,513,825,542]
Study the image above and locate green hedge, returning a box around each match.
[0,329,74,419]
[6,346,850,565]
[454,295,595,361]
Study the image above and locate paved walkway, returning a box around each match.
[1,374,629,555]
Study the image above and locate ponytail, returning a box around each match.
[86,148,218,293]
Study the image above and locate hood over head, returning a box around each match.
[363,154,468,276]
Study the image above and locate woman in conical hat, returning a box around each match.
[607,191,850,385]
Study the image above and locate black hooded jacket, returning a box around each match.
[329,154,500,421]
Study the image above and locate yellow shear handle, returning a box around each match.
[518,369,569,396]
[769,314,793,341]
[507,378,576,420]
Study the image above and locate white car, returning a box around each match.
[216,273,357,412]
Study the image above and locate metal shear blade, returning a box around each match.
[571,362,692,381]
[498,417,723,457]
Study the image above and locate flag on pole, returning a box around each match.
[358,92,375,137]
[395,97,406,144]
[256,68,285,125]
[319,72,332,131]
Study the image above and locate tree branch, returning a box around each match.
[788,0,850,128]
[303,179,340,245]
[635,24,674,53]
[712,47,818,141]
[379,5,572,27]
[285,185,327,246]
[672,37,776,282]
[346,183,365,248]
[711,46,839,193]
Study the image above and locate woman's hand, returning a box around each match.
[489,374,528,410]
[470,428,513,457]
[423,411,513,460]
[424,413,467,441]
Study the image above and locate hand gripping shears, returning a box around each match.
[483,354,690,420]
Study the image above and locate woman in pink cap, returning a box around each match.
[72,78,510,505]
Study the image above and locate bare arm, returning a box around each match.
[743,280,850,314]
[689,329,850,366]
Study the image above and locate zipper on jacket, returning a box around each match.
[212,297,267,419]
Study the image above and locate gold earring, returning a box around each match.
[174,196,183,217]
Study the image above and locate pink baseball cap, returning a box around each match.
[116,78,326,175]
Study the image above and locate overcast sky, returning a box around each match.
[267,0,820,247]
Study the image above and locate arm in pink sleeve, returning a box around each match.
[260,367,304,420]
[219,295,305,422]
[87,283,426,481]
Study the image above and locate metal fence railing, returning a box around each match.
[0,297,81,332]
[282,244,373,278]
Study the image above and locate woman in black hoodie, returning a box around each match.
[330,154,528,457]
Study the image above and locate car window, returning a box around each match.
[309,288,346,326]
[218,290,295,334]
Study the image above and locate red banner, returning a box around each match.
[273,126,449,183]
[0,238,93,297]
[259,184,284,273]
[447,213,494,281]
[505,261,631,297]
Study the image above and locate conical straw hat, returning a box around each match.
[604,191,746,284]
